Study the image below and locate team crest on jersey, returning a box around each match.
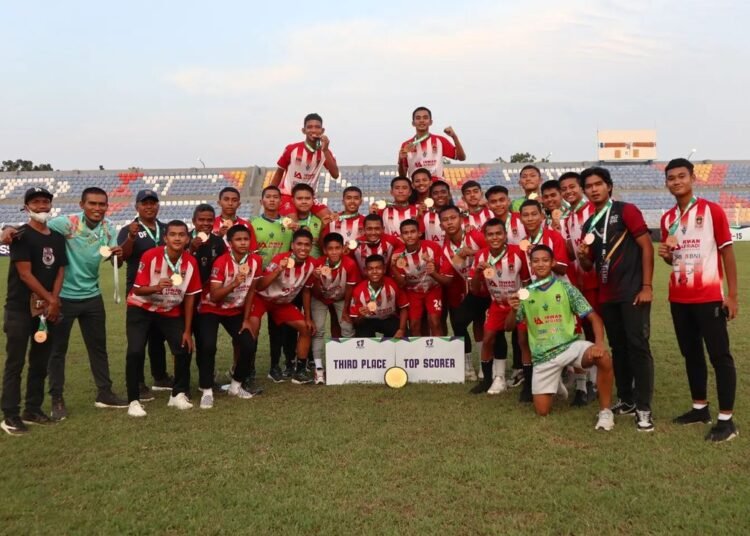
[610,214,619,224]
[542,303,549,311]
[555,294,561,303]
[512,228,518,236]
[138,261,145,272]
[42,247,55,266]
[508,263,515,273]
[211,266,220,278]
[695,215,704,228]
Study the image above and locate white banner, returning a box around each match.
[325,338,395,385]
[394,337,464,384]
[731,228,750,242]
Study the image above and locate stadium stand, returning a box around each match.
[2,162,749,229]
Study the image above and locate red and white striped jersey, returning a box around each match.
[212,216,257,249]
[350,234,402,277]
[564,201,598,291]
[392,241,452,293]
[325,213,364,242]
[349,277,409,320]
[277,142,337,196]
[471,245,529,304]
[492,212,525,246]
[128,246,202,317]
[379,204,420,240]
[660,198,732,304]
[463,207,492,230]
[311,255,360,305]
[422,209,445,244]
[258,252,315,304]
[399,134,456,178]
[441,229,487,282]
[199,251,263,316]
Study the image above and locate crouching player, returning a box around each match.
[125,221,202,417]
[250,229,316,385]
[197,225,263,408]
[310,233,359,384]
[506,245,615,430]
[470,218,529,394]
[350,255,408,337]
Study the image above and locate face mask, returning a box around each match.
[28,210,53,224]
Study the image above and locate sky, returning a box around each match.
[1,0,749,171]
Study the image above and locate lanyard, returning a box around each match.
[527,275,555,291]
[81,213,107,245]
[572,198,587,214]
[233,252,249,265]
[325,257,342,270]
[528,228,543,245]
[412,132,430,145]
[138,219,160,244]
[304,140,321,152]
[368,283,383,302]
[450,232,466,255]
[668,196,698,236]
[586,200,612,233]
[298,214,312,228]
[338,212,360,220]
[487,246,507,266]
[163,249,182,275]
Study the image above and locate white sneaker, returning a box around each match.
[595,409,615,431]
[314,368,326,385]
[167,393,193,410]
[127,400,147,418]
[487,376,507,395]
[556,378,568,400]
[227,383,254,399]
[200,391,214,409]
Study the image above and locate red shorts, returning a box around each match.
[279,194,329,217]
[250,295,304,325]
[484,301,511,332]
[406,286,443,322]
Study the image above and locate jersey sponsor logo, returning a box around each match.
[42,246,55,266]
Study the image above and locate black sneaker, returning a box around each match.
[611,399,636,415]
[673,406,711,425]
[586,381,598,403]
[470,379,492,394]
[1,416,29,436]
[151,375,174,392]
[570,390,589,407]
[139,383,155,402]
[282,364,295,379]
[267,367,285,383]
[50,396,67,421]
[21,410,54,425]
[507,369,525,388]
[705,419,739,442]
[291,369,313,385]
[94,390,129,409]
[635,409,655,432]
[518,387,532,403]
[241,377,264,396]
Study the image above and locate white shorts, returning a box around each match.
[532,340,593,395]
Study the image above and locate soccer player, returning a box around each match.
[540,179,567,235]
[461,180,492,229]
[469,218,529,395]
[251,229,316,384]
[1,188,67,435]
[391,219,452,336]
[658,158,739,442]
[124,221,202,417]
[409,168,433,207]
[485,185,525,246]
[196,225,263,408]
[422,180,454,243]
[212,187,256,249]
[398,106,465,178]
[511,165,543,213]
[117,189,172,400]
[506,245,615,431]
[322,186,365,244]
[577,167,655,432]
[288,183,324,259]
[439,205,488,381]
[518,200,569,279]
[189,204,227,284]
[271,112,339,218]
[309,233,359,384]
[44,187,128,418]
[372,176,420,239]
[349,255,408,338]
[350,214,402,277]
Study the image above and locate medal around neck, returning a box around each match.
[395,257,407,269]
[366,301,377,313]
[286,257,296,269]
[665,235,678,248]
[424,198,435,208]
[583,233,596,246]
[197,232,209,242]
[347,239,358,250]
[483,267,496,279]
[375,200,387,210]
[238,263,250,275]
[320,266,331,277]
[99,245,112,257]
[551,209,562,220]
[170,273,183,286]
[384,366,408,389]
[519,239,531,252]
[527,192,539,200]
[282,217,293,229]
[517,288,530,301]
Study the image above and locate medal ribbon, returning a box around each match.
[304,139,321,153]
[667,196,698,236]
[138,219,160,244]
[529,228,543,246]
[525,275,555,291]
[37,314,48,334]
[325,257,342,270]
[81,212,108,246]
[298,214,312,228]
[368,283,384,303]
[487,246,507,266]
[338,212,360,221]
[585,200,612,233]
[163,249,182,276]
[411,132,430,146]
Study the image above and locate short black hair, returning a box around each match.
[323,232,344,247]
[483,217,506,234]
[541,180,561,193]
[581,167,613,189]
[558,172,582,187]
[343,186,362,197]
[412,106,432,120]
[530,244,553,259]
[438,205,461,220]
[364,214,383,226]
[390,176,412,190]
[520,200,543,213]
[520,165,542,177]
[261,185,281,197]
[166,220,189,234]
[304,113,323,126]
[81,187,108,203]
[460,180,482,194]
[365,254,385,266]
[485,185,509,198]
[399,218,420,232]
[292,228,314,242]
[192,203,215,219]
[227,224,251,241]
[429,179,451,194]
[292,183,315,196]
[665,158,694,176]
[219,187,240,199]
[411,167,432,181]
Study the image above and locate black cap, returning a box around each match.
[24,187,54,204]
[136,189,159,203]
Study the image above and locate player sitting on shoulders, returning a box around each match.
[422,179,454,244]
[398,106,465,178]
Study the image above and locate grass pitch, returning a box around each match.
[0,245,748,535]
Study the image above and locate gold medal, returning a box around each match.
[519,239,531,252]
[286,257,296,269]
[396,257,407,269]
[551,209,562,220]
[170,273,183,286]
[197,232,209,242]
[375,200,387,210]
[347,239,358,250]
[528,192,539,200]
[583,233,596,246]
[281,217,293,229]
[665,235,678,248]
[384,366,408,389]
[452,254,463,266]
[222,219,233,228]
[483,267,496,279]
[424,198,435,208]
[367,301,377,313]
[33,330,48,343]
[518,288,530,301]
[99,246,112,257]
[239,264,250,275]
[320,266,332,277]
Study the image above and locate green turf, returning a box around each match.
[0,245,748,535]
